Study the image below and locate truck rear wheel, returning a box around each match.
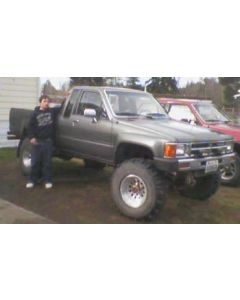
[111,159,167,219]
[179,172,221,201]
[220,155,240,187]
[19,138,32,176]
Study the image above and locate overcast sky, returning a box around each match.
[40,77,201,89]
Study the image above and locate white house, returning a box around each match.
[0,77,40,147]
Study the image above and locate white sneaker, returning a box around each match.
[45,183,53,189]
[26,182,34,189]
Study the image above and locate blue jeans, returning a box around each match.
[29,139,53,183]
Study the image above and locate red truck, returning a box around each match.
[159,98,240,186]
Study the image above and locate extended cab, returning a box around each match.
[159,98,240,186]
[8,87,235,219]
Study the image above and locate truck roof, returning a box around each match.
[72,86,146,94]
[158,97,213,105]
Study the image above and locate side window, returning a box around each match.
[169,105,197,124]
[64,90,81,118]
[76,91,103,116]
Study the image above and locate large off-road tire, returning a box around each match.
[111,159,167,219]
[19,138,32,176]
[220,155,240,187]
[179,172,221,201]
[84,159,106,170]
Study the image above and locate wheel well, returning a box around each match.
[115,143,153,164]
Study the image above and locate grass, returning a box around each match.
[0,147,16,162]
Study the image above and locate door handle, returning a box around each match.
[72,120,80,126]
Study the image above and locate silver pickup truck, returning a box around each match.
[8,87,235,219]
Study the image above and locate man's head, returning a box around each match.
[39,95,50,110]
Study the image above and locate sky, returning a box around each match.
[40,77,201,89]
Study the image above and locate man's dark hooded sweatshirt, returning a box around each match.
[28,106,60,141]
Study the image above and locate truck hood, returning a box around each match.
[119,118,232,143]
[208,123,240,142]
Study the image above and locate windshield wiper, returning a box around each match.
[145,113,168,119]
[116,112,139,116]
[205,119,221,122]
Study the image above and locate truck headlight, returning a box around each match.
[176,144,187,156]
[226,141,234,153]
[164,143,191,158]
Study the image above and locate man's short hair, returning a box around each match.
[39,95,50,103]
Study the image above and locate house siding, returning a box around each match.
[0,77,40,147]
[0,77,40,121]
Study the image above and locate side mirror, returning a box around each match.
[84,108,97,123]
[84,109,97,118]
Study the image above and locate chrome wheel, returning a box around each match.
[23,150,31,168]
[120,174,147,208]
[220,162,236,181]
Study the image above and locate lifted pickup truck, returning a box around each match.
[159,98,240,186]
[8,87,235,219]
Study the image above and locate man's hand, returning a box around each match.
[30,138,38,145]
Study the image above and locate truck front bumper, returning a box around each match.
[154,152,236,173]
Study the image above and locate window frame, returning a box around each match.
[75,90,108,119]
[63,89,82,118]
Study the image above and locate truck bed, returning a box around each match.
[8,108,33,139]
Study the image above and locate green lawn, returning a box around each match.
[0,147,16,162]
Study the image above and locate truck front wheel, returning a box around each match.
[220,155,240,187]
[179,172,221,201]
[111,159,167,219]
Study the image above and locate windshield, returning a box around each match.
[194,103,229,123]
[106,91,167,117]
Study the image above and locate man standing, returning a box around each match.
[26,95,61,189]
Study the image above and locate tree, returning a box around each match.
[179,77,223,106]
[41,80,58,95]
[70,77,106,87]
[147,77,178,94]
[218,77,240,86]
[125,77,141,90]
[219,77,240,106]
[104,77,124,87]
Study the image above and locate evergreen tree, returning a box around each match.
[147,77,178,94]
[126,77,141,90]
[70,77,106,87]
[219,77,240,106]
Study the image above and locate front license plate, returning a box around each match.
[205,160,219,173]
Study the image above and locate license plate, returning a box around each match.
[205,160,219,173]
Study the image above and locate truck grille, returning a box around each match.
[190,141,230,158]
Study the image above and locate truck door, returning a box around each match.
[56,89,82,151]
[70,90,114,162]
